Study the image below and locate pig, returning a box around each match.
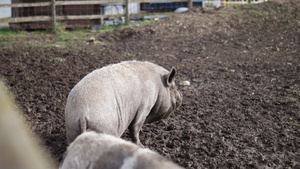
[60,131,184,169]
[65,60,182,146]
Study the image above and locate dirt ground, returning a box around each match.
[0,0,299,168]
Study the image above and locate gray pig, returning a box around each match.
[60,131,184,169]
[65,61,182,146]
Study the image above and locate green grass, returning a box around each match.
[283,117,300,127]
[0,27,28,37]
[0,24,91,48]
[125,53,136,57]
[47,28,92,47]
[58,30,86,42]
[48,37,71,47]
[0,41,14,50]
[221,40,228,44]
[292,90,300,96]
[100,17,156,32]
[0,27,15,36]
[235,41,244,46]
[274,96,297,105]
[0,18,158,49]
[49,57,66,64]
[100,25,115,31]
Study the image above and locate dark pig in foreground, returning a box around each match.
[65,61,182,146]
[60,131,184,169]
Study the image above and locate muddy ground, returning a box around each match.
[0,0,299,168]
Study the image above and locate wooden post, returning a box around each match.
[51,0,56,33]
[188,0,193,9]
[125,0,129,25]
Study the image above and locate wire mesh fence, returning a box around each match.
[0,0,268,30]
[8,0,103,30]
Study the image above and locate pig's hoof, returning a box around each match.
[139,144,145,148]
[137,142,145,148]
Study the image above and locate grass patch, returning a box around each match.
[47,29,90,47]
[235,41,245,46]
[283,117,300,127]
[221,40,228,44]
[292,90,300,96]
[26,41,41,47]
[0,41,14,51]
[48,41,68,47]
[0,27,28,37]
[1,18,157,49]
[49,57,66,64]
[274,96,297,105]
[100,17,158,32]
[125,53,135,57]
[0,27,16,36]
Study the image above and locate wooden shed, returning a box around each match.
[10,0,102,30]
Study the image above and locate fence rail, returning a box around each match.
[0,0,267,31]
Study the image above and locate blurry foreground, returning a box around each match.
[0,80,54,169]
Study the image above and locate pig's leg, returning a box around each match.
[129,108,150,147]
[128,121,144,147]
[129,102,154,147]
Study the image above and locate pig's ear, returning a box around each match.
[166,67,177,87]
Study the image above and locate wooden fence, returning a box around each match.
[0,0,262,32]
